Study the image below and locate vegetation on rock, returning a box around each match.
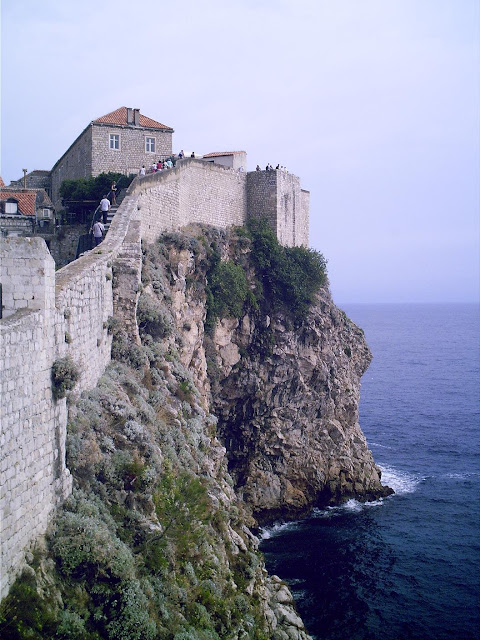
[51,357,80,400]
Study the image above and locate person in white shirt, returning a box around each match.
[99,195,110,224]
[139,165,146,176]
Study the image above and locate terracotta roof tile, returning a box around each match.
[93,107,172,130]
[202,151,246,158]
[0,191,37,216]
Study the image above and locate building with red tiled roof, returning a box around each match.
[202,151,247,171]
[50,107,174,208]
[0,188,54,238]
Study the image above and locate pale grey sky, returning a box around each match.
[1,0,479,303]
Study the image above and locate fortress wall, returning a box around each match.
[246,170,309,247]
[299,190,310,248]
[246,170,278,230]
[0,199,137,598]
[275,171,302,248]
[0,240,72,600]
[133,159,247,244]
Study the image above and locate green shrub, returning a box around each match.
[51,357,80,400]
[153,471,212,558]
[205,257,252,331]
[246,217,327,323]
[59,172,133,203]
[136,292,172,339]
[0,571,57,639]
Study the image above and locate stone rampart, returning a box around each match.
[132,159,246,244]
[0,159,309,600]
[246,170,309,247]
[0,240,72,599]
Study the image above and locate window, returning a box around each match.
[5,200,18,214]
[109,134,120,150]
[145,137,156,153]
[42,208,52,219]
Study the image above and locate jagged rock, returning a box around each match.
[163,230,392,526]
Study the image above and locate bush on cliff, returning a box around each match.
[247,217,327,323]
[51,357,80,400]
[205,253,253,332]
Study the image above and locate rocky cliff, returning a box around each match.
[0,222,390,639]
[155,223,392,525]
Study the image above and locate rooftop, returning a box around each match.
[202,151,246,158]
[93,107,173,131]
[0,191,37,216]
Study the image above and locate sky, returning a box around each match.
[1,0,479,303]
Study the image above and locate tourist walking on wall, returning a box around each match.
[100,195,110,225]
[139,165,146,176]
[110,182,117,205]
[92,220,105,246]
[191,152,195,158]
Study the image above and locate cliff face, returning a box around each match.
[152,224,391,525]
[211,293,387,524]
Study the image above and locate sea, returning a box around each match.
[260,303,480,640]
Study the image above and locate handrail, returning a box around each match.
[89,205,102,233]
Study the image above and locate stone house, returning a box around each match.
[50,107,174,208]
[9,170,52,196]
[0,179,55,238]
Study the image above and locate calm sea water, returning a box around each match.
[261,304,480,640]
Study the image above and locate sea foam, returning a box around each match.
[380,463,423,494]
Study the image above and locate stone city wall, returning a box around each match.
[246,170,309,247]
[0,239,72,600]
[0,159,309,600]
[132,159,247,244]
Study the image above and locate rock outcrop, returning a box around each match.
[153,224,392,525]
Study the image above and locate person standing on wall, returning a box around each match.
[100,195,110,225]
[92,220,105,246]
[110,182,117,206]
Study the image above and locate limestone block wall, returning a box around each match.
[50,127,93,210]
[91,125,173,178]
[131,159,247,245]
[1,237,56,318]
[0,239,72,600]
[246,170,309,247]
[300,190,310,248]
[0,208,139,598]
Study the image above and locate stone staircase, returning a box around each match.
[104,189,126,233]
